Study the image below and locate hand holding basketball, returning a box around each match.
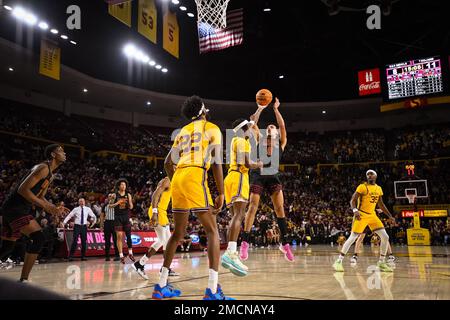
[256,89,273,108]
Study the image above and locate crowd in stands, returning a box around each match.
[1,98,449,164]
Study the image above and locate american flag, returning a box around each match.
[198,8,244,54]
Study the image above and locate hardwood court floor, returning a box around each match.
[1,245,449,300]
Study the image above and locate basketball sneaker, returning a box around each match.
[128,254,136,262]
[168,269,180,277]
[333,259,344,272]
[279,244,295,262]
[221,250,248,277]
[377,261,394,272]
[133,261,149,280]
[158,267,180,277]
[120,257,126,264]
[387,255,396,263]
[350,255,358,264]
[152,283,181,299]
[203,284,235,300]
[239,241,249,261]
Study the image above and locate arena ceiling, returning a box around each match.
[0,0,448,102]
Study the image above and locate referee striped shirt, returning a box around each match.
[105,204,115,221]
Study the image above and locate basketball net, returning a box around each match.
[195,0,230,29]
[406,194,416,205]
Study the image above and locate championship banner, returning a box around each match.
[108,0,132,27]
[163,10,179,58]
[39,39,61,80]
[138,0,157,44]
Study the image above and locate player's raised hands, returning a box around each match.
[273,97,280,109]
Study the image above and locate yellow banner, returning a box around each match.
[39,39,61,80]
[163,10,179,58]
[424,209,448,218]
[138,0,157,44]
[407,228,430,246]
[108,1,132,27]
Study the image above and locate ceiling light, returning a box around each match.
[172,0,180,4]
[161,68,168,73]
[4,5,13,11]
[179,6,187,11]
[50,28,58,34]
[8,67,14,71]
[70,40,77,45]
[61,35,68,40]
[83,88,88,93]
[38,21,49,30]
[187,13,194,17]
[155,64,162,69]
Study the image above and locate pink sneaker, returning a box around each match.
[239,241,249,261]
[279,244,295,262]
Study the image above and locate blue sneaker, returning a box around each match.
[203,284,235,300]
[152,283,182,299]
[221,250,248,277]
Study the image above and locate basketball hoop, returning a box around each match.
[195,0,230,29]
[406,194,416,204]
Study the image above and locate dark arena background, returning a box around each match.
[0,0,449,312]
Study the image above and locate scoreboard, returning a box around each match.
[386,57,443,100]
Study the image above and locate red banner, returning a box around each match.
[401,210,424,218]
[358,68,381,96]
[59,230,160,257]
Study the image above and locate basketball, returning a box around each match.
[256,89,273,107]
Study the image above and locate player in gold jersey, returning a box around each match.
[152,96,233,300]
[132,177,179,280]
[333,170,395,272]
[221,118,263,277]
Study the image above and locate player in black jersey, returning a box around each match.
[110,178,134,264]
[0,144,69,281]
[239,98,295,262]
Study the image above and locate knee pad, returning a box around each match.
[27,231,45,254]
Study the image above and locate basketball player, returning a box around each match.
[221,118,263,277]
[152,95,233,300]
[333,170,395,272]
[110,179,134,264]
[240,98,295,262]
[133,177,179,280]
[0,144,69,282]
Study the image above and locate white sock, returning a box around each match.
[128,249,133,255]
[140,255,149,265]
[119,253,124,258]
[227,241,237,253]
[379,255,386,263]
[159,267,169,287]
[208,269,218,294]
[338,254,344,261]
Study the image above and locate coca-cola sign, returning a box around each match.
[358,68,381,96]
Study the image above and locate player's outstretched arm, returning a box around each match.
[273,98,287,150]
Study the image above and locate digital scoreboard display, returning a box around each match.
[386,57,443,99]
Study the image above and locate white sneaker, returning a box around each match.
[350,256,358,264]
[387,255,396,263]
[6,258,13,264]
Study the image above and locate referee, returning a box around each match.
[100,194,120,261]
